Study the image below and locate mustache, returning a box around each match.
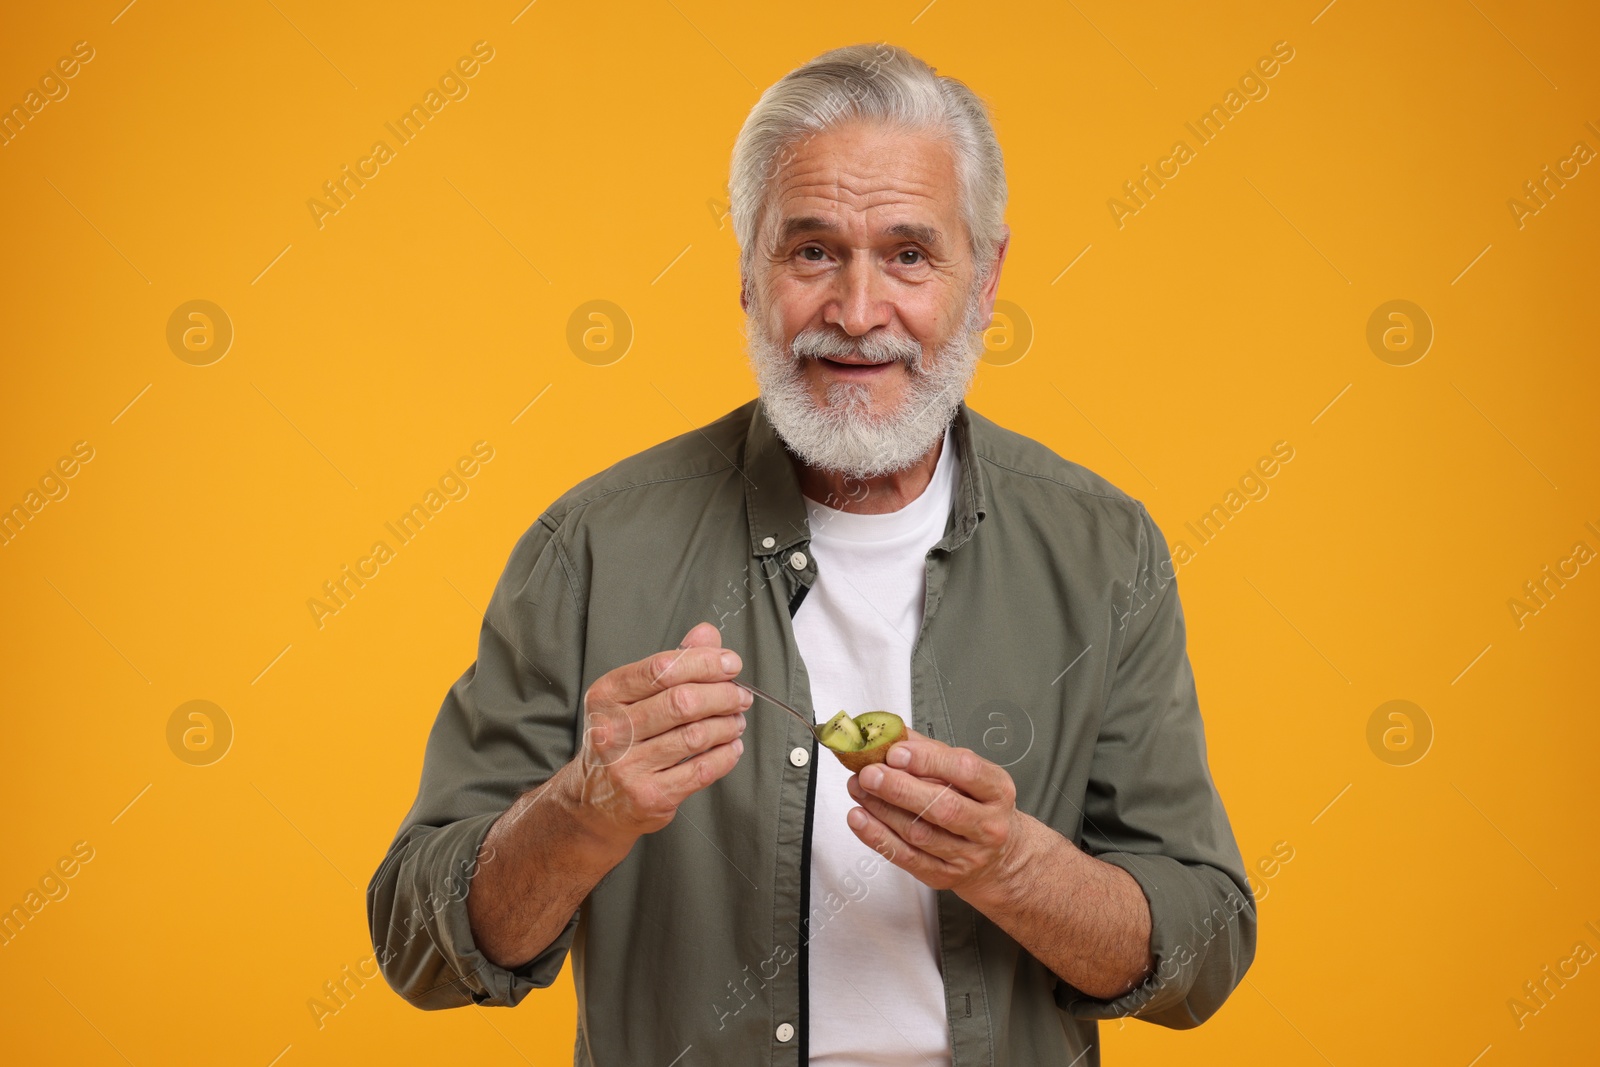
[790,326,924,366]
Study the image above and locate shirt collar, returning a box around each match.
[742,396,989,560]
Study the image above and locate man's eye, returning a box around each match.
[799,246,826,262]
[897,249,924,265]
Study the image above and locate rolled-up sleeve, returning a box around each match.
[1059,502,1257,1028]
[366,511,588,1009]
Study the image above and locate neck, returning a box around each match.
[795,429,947,515]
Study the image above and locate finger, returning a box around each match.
[627,678,752,745]
[678,620,722,649]
[655,736,745,803]
[884,736,1013,806]
[881,731,975,796]
[847,776,968,859]
[636,706,748,771]
[598,642,742,707]
[582,679,747,762]
[845,804,954,884]
[857,763,988,839]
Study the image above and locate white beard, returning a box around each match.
[743,284,987,479]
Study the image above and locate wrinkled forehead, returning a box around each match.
[760,122,964,248]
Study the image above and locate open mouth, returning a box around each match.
[817,357,897,374]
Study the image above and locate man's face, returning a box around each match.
[744,120,1004,478]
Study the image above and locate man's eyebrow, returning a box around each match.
[775,216,945,248]
[777,216,835,245]
[884,221,944,247]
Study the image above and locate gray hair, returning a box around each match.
[729,43,1008,295]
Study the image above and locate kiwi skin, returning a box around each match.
[828,711,906,773]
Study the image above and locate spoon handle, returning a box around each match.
[735,681,822,739]
[674,641,822,739]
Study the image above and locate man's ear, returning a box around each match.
[979,227,1011,319]
[979,227,1004,302]
[740,282,750,313]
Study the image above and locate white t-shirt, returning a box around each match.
[793,423,958,1066]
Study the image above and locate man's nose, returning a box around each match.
[825,256,893,337]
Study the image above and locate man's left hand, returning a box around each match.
[845,729,1027,899]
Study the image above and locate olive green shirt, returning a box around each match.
[368,396,1257,1065]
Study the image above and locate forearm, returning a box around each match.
[960,813,1153,999]
[466,761,635,969]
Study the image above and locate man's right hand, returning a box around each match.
[467,621,749,969]
[563,620,751,844]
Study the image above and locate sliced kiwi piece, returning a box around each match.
[827,710,907,773]
[818,710,865,753]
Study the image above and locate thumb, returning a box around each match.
[678,620,722,650]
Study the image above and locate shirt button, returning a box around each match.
[789,551,808,571]
[789,747,809,767]
[776,1023,795,1042]
[761,535,776,549]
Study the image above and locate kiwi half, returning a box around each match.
[817,709,906,773]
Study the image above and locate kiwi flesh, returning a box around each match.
[818,710,865,753]
[817,709,906,773]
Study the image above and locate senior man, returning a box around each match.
[369,43,1255,1065]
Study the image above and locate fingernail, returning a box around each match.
[736,713,747,732]
[847,808,867,830]
[739,687,753,708]
[861,765,883,789]
[732,738,745,755]
[721,652,740,673]
[887,745,911,768]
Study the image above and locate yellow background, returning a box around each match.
[2,0,1596,1063]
